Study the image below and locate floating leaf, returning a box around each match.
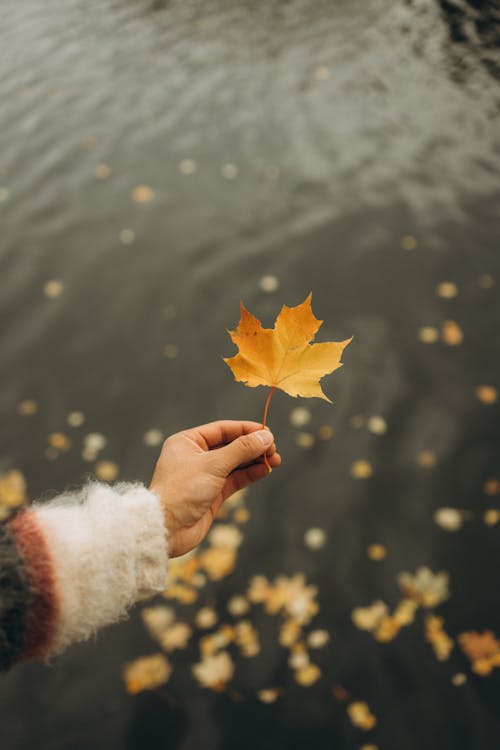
[398,567,449,608]
[123,654,172,694]
[425,615,454,661]
[257,688,283,703]
[347,701,377,730]
[295,663,321,686]
[0,470,27,509]
[158,623,192,652]
[458,630,500,675]
[192,651,235,691]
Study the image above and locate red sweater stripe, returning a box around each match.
[8,510,59,661]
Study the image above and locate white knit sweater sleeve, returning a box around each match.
[31,482,168,656]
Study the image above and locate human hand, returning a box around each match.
[149,420,281,558]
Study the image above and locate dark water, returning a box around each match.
[1,1,500,749]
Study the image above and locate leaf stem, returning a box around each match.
[261,387,276,472]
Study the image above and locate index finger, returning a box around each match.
[183,420,269,450]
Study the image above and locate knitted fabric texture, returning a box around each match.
[0,482,168,666]
[8,510,59,661]
[0,524,28,670]
[33,483,168,655]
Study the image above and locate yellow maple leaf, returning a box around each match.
[224,293,352,403]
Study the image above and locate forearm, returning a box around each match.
[0,482,168,670]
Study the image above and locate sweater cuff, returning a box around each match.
[30,483,168,656]
[7,510,58,662]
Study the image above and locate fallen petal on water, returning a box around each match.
[442,320,463,346]
[17,399,38,416]
[131,185,155,203]
[475,385,498,405]
[123,654,172,694]
[43,279,64,298]
[434,507,463,531]
[304,528,327,550]
[351,460,373,479]
[95,460,119,481]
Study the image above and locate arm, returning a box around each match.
[0,421,278,669]
[2,482,167,667]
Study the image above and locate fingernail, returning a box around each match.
[256,430,274,446]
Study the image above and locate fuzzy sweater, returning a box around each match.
[0,483,168,670]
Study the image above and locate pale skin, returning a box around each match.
[149,420,281,558]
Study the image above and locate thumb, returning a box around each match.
[214,430,274,474]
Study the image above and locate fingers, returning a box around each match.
[263,450,281,469]
[184,420,269,451]
[212,429,274,475]
[206,439,278,456]
[222,457,279,499]
[232,446,280,470]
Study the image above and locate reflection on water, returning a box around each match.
[0,1,500,749]
[438,0,500,80]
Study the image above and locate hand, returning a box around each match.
[149,420,281,558]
